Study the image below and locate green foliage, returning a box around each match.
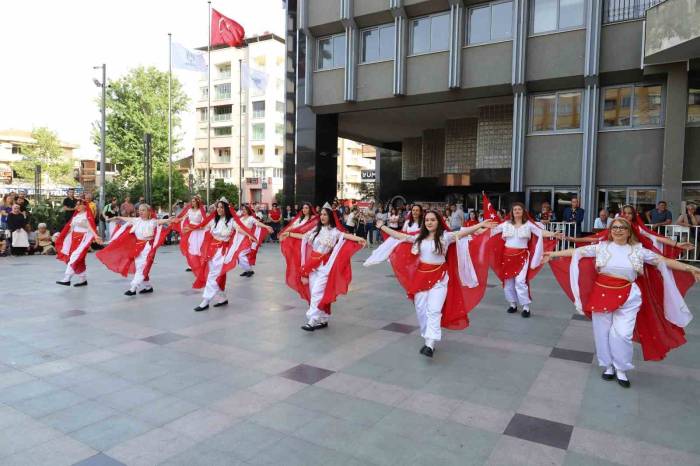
[92,66,189,185]
[274,190,284,206]
[128,167,189,210]
[30,201,64,232]
[15,127,75,185]
[102,180,127,202]
[198,179,239,207]
[358,182,375,200]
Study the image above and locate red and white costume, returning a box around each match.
[402,219,421,233]
[238,215,269,273]
[191,210,253,306]
[280,213,319,302]
[172,206,207,274]
[550,241,693,368]
[281,213,362,325]
[490,221,555,309]
[55,210,97,284]
[365,228,491,343]
[96,217,169,292]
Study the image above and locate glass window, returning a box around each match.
[214,83,231,100]
[430,13,450,51]
[532,0,584,34]
[361,24,395,63]
[411,17,430,54]
[689,89,700,124]
[317,34,346,70]
[556,92,581,130]
[532,0,557,33]
[333,34,346,67]
[558,0,585,29]
[531,95,556,131]
[362,28,380,63]
[252,101,265,119]
[379,24,395,59]
[468,6,491,44]
[491,1,513,41]
[252,124,265,140]
[602,84,663,129]
[213,127,232,136]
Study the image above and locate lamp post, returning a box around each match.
[93,64,107,233]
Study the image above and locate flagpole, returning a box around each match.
[239,58,243,206]
[207,0,212,206]
[168,32,173,214]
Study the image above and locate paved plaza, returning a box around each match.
[0,244,699,466]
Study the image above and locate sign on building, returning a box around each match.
[361,170,375,181]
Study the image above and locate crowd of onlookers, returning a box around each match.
[2,189,700,257]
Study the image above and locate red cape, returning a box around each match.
[171,206,207,272]
[55,207,97,264]
[96,219,170,278]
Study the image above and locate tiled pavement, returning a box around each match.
[1,246,699,466]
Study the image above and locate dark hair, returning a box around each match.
[508,202,529,225]
[311,207,336,242]
[214,201,232,227]
[300,202,313,220]
[408,204,424,227]
[416,210,446,256]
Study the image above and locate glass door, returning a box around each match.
[527,188,553,218]
[553,189,579,221]
[597,188,626,217]
[627,188,658,217]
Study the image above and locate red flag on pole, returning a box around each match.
[482,192,500,221]
[211,9,245,47]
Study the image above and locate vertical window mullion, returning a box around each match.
[554,92,560,131]
[487,5,493,42]
[427,16,432,51]
[629,84,635,128]
[555,0,560,30]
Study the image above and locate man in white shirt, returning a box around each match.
[593,209,613,230]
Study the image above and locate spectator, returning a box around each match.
[464,210,479,227]
[449,204,464,230]
[536,202,556,224]
[16,191,30,214]
[0,194,11,230]
[346,206,357,234]
[120,196,136,217]
[269,203,282,242]
[375,204,388,243]
[677,203,700,227]
[26,224,38,255]
[593,209,613,230]
[102,197,119,241]
[84,191,97,218]
[388,207,400,230]
[36,223,56,255]
[562,197,585,235]
[62,188,77,226]
[283,205,294,226]
[365,201,377,246]
[355,209,366,241]
[134,196,145,211]
[646,201,673,227]
[293,204,299,216]
[7,204,29,255]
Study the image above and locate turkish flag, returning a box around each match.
[211,9,245,47]
[482,192,500,221]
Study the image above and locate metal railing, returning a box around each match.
[544,221,578,250]
[645,224,700,263]
[603,0,665,23]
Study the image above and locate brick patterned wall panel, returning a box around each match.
[421,128,445,177]
[444,118,477,173]
[401,137,422,180]
[476,104,513,169]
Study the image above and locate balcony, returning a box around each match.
[603,0,666,23]
[644,0,700,64]
[213,113,232,122]
[214,93,231,101]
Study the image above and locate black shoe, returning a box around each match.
[301,323,315,332]
[420,346,434,358]
[213,300,228,308]
[73,281,88,287]
[139,287,154,294]
[124,290,136,296]
[56,280,71,286]
[312,322,328,330]
[601,369,616,381]
[185,268,192,272]
[616,376,631,388]
[240,271,249,277]
[507,306,517,314]
[419,345,429,355]
[521,309,531,318]
[194,304,209,312]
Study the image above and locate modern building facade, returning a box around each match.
[337,138,377,199]
[194,33,286,207]
[284,0,700,229]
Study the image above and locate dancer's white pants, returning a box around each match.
[414,273,449,342]
[62,264,86,283]
[239,249,252,272]
[591,283,641,372]
[504,258,531,306]
[202,249,227,304]
[129,243,152,291]
[305,266,331,324]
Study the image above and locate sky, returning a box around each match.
[0,0,285,158]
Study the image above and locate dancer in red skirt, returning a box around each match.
[365,211,496,357]
[237,205,273,278]
[55,199,102,287]
[171,196,207,273]
[97,204,173,295]
[188,200,257,312]
[489,202,563,318]
[545,217,699,387]
[281,203,316,234]
[280,207,366,331]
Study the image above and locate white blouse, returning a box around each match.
[491,222,541,249]
[577,242,659,282]
[127,218,156,240]
[292,217,309,229]
[402,220,421,233]
[241,216,256,229]
[71,212,90,233]
[187,208,203,224]
[304,226,342,254]
[209,218,235,241]
[407,232,456,265]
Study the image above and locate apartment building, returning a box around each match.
[337,138,377,199]
[194,33,286,206]
[283,0,700,228]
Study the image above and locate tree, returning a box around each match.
[198,180,239,207]
[358,182,375,200]
[93,66,189,185]
[15,127,75,185]
[128,167,189,210]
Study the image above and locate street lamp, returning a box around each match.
[93,64,106,233]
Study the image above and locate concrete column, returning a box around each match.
[341,0,357,102]
[661,62,689,213]
[510,0,528,191]
[448,0,465,89]
[391,2,407,96]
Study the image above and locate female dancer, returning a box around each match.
[238,205,273,277]
[188,200,257,311]
[55,199,102,287]
[280,207,366,331]
[281,203,316,234]
[490,202,562,318]
[365,211,496,357]
[97,204,172,295]
[171,196,206,273]
[545,217,699,387]
[402,204,423,233]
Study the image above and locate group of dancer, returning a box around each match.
[54,195,700,388]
